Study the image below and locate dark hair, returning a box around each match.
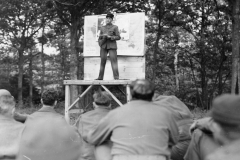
[130,79,155,101]
[93,91,112,106]
[41,89,58,106]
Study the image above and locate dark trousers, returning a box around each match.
[98,48,119,79]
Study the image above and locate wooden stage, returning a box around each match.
[64,80,133,123]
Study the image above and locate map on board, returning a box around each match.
[83,12,145,56]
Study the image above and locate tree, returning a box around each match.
[229,0,240,93]
[0,0,48,107]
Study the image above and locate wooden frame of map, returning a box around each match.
[83,12,145,56]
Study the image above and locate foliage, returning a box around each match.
[0,0,239,111]
[0,74,41,105]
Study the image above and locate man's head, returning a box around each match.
[210,94,240,144]
[93,91,112,107]
[106,13,114,25]
[41,89,58,107]
[0,89,15,116]
[130,79,155,101]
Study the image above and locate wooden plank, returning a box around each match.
[65,85,70,124]
[68,85,93,110]
[64,80,132,85]
[126,84,131,103]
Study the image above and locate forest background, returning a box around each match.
[0,0,239,115]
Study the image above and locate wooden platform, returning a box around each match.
[64,80,133,123]
[64,79,132,85]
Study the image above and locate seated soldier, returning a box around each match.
[153,94,194,160]
[78,90,112,160]
[17,89,82,160]
[0,89,24,160]
[184,117,220,160]
[205,94,240,160]
[86,79,179,160]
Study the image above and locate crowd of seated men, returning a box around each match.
[0,79,240,160]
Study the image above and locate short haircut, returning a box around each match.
[93,91,112,106]
[41,89,58,106]
[130,79,155,101]
[0,95,15,114]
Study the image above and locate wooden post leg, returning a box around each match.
[126,84,131,103]
[65,85,70,124]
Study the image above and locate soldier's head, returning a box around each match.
[0,89,15,117]
[130,79,155,101]
[210,94,240,145]
[106,13,114,25]
[93,90,112,107]
[41,89,58,107]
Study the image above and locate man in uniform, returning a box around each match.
[153,94,194,160]
[205,94,240,160]
[17,89,81,160]
[0,89,24,160]
[96,13,121,80]
[78,90,112,160]
[86,79,179,160]
[184,117,220,160]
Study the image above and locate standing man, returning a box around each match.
[96,13,121,80]
[86,79,179,160]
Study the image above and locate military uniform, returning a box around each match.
[97,23,121,80]
[78,106,111,160]
[16,106,81,160]
[0,116,24,160]
[184,129,220,160]
[205,139,240,160]
[153,96,193,160]
[86,100,179,159]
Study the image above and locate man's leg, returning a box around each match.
[97,48,108,80]
[109,49,119,79]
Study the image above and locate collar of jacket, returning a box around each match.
[38,106,56,113]
[94,103,111,110]
[106,23,113,26]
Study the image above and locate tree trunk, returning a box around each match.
[41,35,45,95]
[29,49,33,108]
[174,51,179,90]
[231,0,240,94]
[18,48,24,107]
[69,18,81,108]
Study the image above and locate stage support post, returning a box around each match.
[65,85,70,123]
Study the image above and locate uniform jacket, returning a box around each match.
[16,106,81,160]
[78,106,111,160]
[153,96,193,141]
[184,129,220,160]
[98,23,121,49]
[205,139,240,160]
[0,116,24,160]
[87,100,179,158]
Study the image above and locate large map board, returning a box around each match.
[83,12,145,56]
